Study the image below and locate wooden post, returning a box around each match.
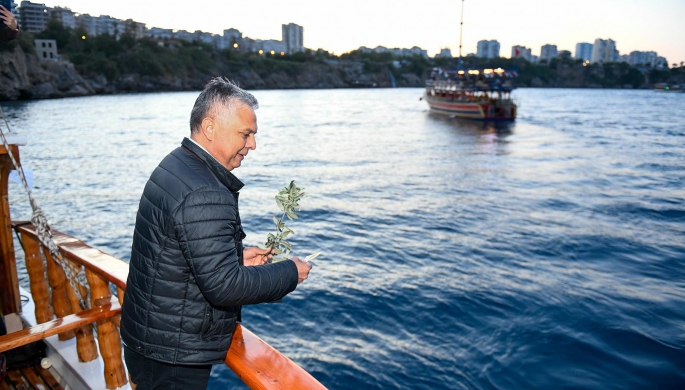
[86,269,127,389]
[113,287,125,328]
[43,249,75,340]
[64,258,98,362]
[0,145,20,315]
[19,232,54,323]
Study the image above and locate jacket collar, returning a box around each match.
[181,137,244,192]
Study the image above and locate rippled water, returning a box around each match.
[2,88,684,389]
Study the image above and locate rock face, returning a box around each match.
[0,47,94,100]
[0,47,425,100]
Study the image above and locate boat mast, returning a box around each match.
[458,0,465,67]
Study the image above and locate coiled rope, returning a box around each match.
[0,104,90,310]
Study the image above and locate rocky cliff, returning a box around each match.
[0,47,424,100]
[0,46,94,100]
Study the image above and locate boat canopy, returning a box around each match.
[428,67,518,92]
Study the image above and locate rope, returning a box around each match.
[0,104,90,310]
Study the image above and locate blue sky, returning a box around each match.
[38,0,685,64]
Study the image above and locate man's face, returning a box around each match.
[208,102,258,171]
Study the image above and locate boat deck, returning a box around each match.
[2,363,63,390]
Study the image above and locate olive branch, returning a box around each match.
[264,181,306,263]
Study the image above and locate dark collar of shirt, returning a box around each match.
[181,137,244,193]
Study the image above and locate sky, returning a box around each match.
[35,0,685,65]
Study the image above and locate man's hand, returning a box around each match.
[243,247,271,266]
[0,6,18,31]
[290,256,312,284]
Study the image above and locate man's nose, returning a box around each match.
[247,134,256,150]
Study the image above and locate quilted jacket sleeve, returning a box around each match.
[173,187,299,306]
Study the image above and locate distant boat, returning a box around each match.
[654,83,684,92]
[422,0,518,121]
[423,68,518,120]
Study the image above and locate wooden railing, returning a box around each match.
[0,145,326,390]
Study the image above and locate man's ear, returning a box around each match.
[200,117,215,141]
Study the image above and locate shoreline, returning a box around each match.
[0,85,667,103]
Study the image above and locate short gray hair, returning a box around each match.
[189,77,259,133]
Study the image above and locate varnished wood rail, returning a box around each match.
[0,297,120,353]
[11,222,328,389]
[13,222,128,289]
[226,324,327,390]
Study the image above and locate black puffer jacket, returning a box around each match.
[121,138,298,365]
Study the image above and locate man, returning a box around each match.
[120,77,313,389]
[0,5,18,42]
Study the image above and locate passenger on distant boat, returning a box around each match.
[120,77,314,389]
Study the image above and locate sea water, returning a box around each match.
[3,88,684,389]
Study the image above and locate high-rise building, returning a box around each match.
[476,40,500,58]
[18,1,49,33]
[282,23,304,54]
[437,48,452,58]
[575,43,593,62]
[96,15,122,37]
[123,19,146,39]
[511,45,532,62]
[49,6,75,29]
[592,38,618,64]
[75,13,97,36]
[540,44,558,62]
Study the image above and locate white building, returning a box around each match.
[476,40,500,58]
[18,1,49,33]
[391,46,428,58]
[282,23,304,54]
[148,27,173,40]
[193,30,215,45]
[34,39,58,61]
[49,6,75,29]
[575,42,593,62]
[75,13,97,36]
[592,38,618,64]
[174,30,194,42]
[540,44,558,62]
[96,15,123,37]
[123,19,146,39]
[223,28,243,50]
[511,45,532,62]
[437,48,452,58]
[357,45,427,58]
[628,51,667,68]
